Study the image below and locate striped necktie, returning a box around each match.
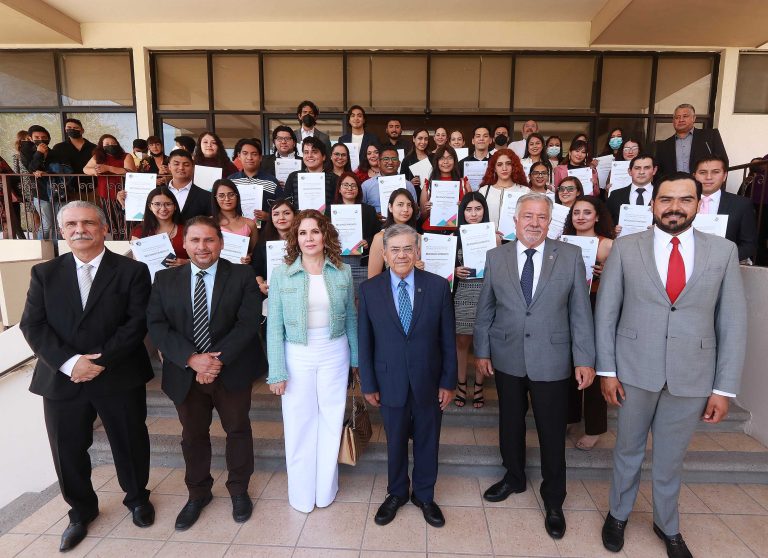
[193,270,212,353]
[397,279,412,334]
[78,264,93,309]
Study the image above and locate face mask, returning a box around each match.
[104,145,121,157]
[134,150,147,159]
[608,137,623,150]
[546,146,560,158]
[494,135,508,147]
[301,114,316,128]
[65,129,82,139]
[33,139,49,146]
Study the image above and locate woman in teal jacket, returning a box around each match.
[266,209,358,513]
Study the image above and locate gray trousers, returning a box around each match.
[609,384,707,535]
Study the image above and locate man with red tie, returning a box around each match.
[594,173,747,558]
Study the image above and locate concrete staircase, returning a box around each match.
[89,369,768,484]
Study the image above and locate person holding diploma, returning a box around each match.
[83,134,129,238]
[554,140,599,196]
[338,105,379,158]
[453,192,499,408]
[355,144,381,183]
[420,146,472,233]
[478,148,530,232]
[562,195,615,451]
[334,172,381,296]
[402,128,432,199]
[604,138,643,194]
[228,138,282,223]
[599,128,625,159]
[261,126,301,184]
[283,137,337,211]
[211,179,258,259]
[193,131,237,177]
[368,188,423,278]
[130,186,189,263]
[528,162,552,194]
[521,133,548,167]
[606,154,656,232]
[266,209,358,513]
[137,136,170,186]
[361,146,419,215]
[330,143,352,177]
[555,176,584,209]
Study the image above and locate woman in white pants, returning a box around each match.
[266,209,358,513]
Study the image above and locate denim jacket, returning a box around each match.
[266,256,358,383]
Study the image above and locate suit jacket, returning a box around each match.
[338,132,380,159]
[358,269,457,407]
[294,128,332,155]
[180,184,213,222]
[654,128,728,178]
[718,191,757,262]
[20,249,153,400]
[147,259,261,405]
[594,228,747,397]
[606,185,652,225]
[473,239,595,380]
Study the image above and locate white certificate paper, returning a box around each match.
[396,149,405,173]
[429,181,460,227]
[193,165,223,192]
[567,167,593,190]
[274,158,302,184]
[265,240,288,284]
[331,204,364,255]
[547,203,572,240]
[464,160,488,191]
[618,204,653,237]
[124,172,156,221]
[409,157,433,185]
[521,159,533,179]
[498,191,526,240]
[220,230,250,264]
[595,155,614,190]
[561,234,599,287]
[454,147,469,162]
[459,222,497,278]
[693,213,728,238]
[344,142,360,172]
[237,182,263,220]
[610,160,631,190]
[378,174,407,218]
[131,233,175,281]
[509,139,526,159]
[297,173,327,211]
[422,233,457,289]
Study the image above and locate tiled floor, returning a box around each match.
[2,465,768,557]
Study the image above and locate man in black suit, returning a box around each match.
[607,154,657,228]
[654,103,728,177]
[20,201,155,552]
[166,149,212,221]
[358,224,457,528]
[147,216,261,530]
[694,155,757,263]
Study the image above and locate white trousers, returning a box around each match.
[282,327,350,513]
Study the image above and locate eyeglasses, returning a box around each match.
[274,136,293,143]
[332,152,348,158]
[380,156,399,162]
[531,171,549,177]
[216,192,238,200]
[150,202,175,209]
[558,186,577,193]
[388,246,415,255]
[340,183,358,190]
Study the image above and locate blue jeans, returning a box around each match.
[33,197,53,240]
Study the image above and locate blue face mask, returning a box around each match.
[609,137,623,150]
[546,146,560,158]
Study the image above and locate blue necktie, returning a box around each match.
[520,248,536,306]
[397,279,412,333]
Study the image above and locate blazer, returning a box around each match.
[358,268,458,407]
[654,128,728,178]
[294,128,332,155]
[266,257,358,383]
[20,249,154,400]
[718,191,757,262]
[606,185,651,225]
[179,184,213,222]
[473,239,595,380]
[146,259,261,405]
[594,228,747,397]
[338,132,380,159]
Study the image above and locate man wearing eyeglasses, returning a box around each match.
[361,146,419,215]
[261,126,301,184]
[607,154,658,231]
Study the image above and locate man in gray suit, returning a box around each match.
[596,172,747,558]
[294,100,332,156]
[474,192,595,539]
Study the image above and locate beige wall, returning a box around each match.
[739,266,768,446]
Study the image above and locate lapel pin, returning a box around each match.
[549,255,554,260]
[417,288,422,293]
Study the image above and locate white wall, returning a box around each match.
[738,266,768,446]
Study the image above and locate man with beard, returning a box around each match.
[596,173,746,558]
[383,118,410,151]
[294,100,332,155]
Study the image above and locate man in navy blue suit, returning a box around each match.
[358,224,457,528]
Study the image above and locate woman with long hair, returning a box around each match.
[367,188,423,278]
[84,134,129,238]
[555,176,584,208]
[354,144,381,183]
[528,161,552,194]
[546,135,563,169]
[193,131,237,177]
[599,127,624,158]
[402,128,432,199]
[338,104,379,157]
[130,186,189,263]
[605,137,643,193]
[211,179,258,258]
[432,127,448,153]
[477,148,530,231]
[553,140,600,196]
[419,145,472,233]
[329,142,352,177]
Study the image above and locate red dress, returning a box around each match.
[131,224,189,259]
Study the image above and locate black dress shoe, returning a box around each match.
[132,502,155,528]
[653,523,693,558]
[59,522,88,552]
[483,479,526,502]
[374,494,408,526]
[544,507,566,539]
[174,494,213,531]
[410,494,446,528]
[602,513,628,552]
[231,494,253,523]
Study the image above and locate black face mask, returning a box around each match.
[301,114,316,128]
[33,139,50,146]
[494,135,508,147]
[104,145,121,157]
[65,129,82,139]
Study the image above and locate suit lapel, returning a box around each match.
[530,240,557,307]
[408,269,426,335]
[79,250,118,323]
[180,264,193,339]
[379,271,406,336]
[676,229,711,302]
[717,191,732,214]
[209,259,230,322]
[637,229,670,302]
[504,241,526,305]
[62,253,84,319]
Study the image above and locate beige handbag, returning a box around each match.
[338,377,373,466]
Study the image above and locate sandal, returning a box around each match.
[454,381,467,407]
[575,434,600,451]
[473,382,485,409]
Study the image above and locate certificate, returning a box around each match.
[274,158,302,184]
[595,155,614,191]
[265,240,288,284]
[220,231,250,264]
[396,149,405,172]
[344,142,361,172]
[497,190,526,240]
[429,181,460,227]
[378,174,407,218]
[693,213,729,238]
[454,147,469,162]
[237,181,263,220]
[610,160,631,190]
[618,204,653,237]
[422,233,458,289]
[509,139,526,159]
[297,172,327,211]
[567,167,593,190]
[409,157,433,185]
[561,234,599,287]
[124,172,156,221]
[331,204,364,255]
[547,203,572,240]
[463,160,488,191]
[521,159,533,179]
[459,222,497,278]
[131,233,175,281]
[193,165,222,192]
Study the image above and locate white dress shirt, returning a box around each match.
[699,189,722,214]
[190,260,218,318]
[300,128,314,141]
[168,179,193,210]
[59,249,106,376]
[629,183,652,206]
[516,239,545,295]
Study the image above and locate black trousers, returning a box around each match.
[175,380,254,499]
[567,374,608,435]
[43,385,150,523]
[495,372,569,509]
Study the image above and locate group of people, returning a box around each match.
[16,99,753,558]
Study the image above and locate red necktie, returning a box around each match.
[666,237,686,303]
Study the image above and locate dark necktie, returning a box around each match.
[636,187,646,206]
[666,237,686,303]
[520,248,536,306]
[193,270,212,353]
[397,279,412,333]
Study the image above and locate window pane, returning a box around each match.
[346,55,370,109]
[371,55,427,112]
[600,56,652,114]
[214,114,262,150]
[263,54,343,112]
[514,55,596,112]
[213,54,260,110]
[430,55,480,110]
[155,54,209,111]
[59,52,133,107]
[735,53,768,114]
[66,113,138,154]
[654,56,713,114]
[0,52,57,107]
[595,118,648,155]
[480,56,512,110]
[513,121,591,152]
[161,117,208,155]
[0,113,61,162]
